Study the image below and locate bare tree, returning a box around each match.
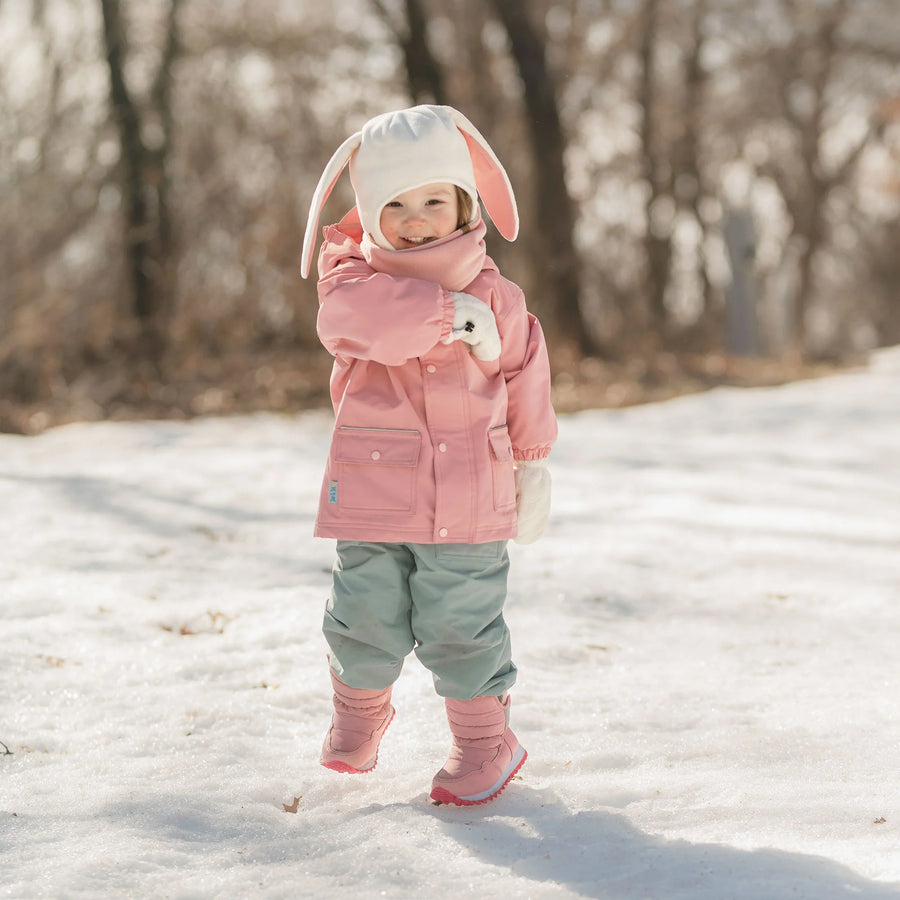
[0,1,121,429]
[722,0,898,358]
[766,0,855,357]
[100,0,181,364]
[636,0,671,339]
[372,0,447,104]
[678,0,713,321]
[632,0,720,350]
[489,0,591,354]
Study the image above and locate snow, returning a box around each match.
[3,351,900,899]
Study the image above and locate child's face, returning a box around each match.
[379,183,460,250]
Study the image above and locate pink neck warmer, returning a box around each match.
[360,218,488,292]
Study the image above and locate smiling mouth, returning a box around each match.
[401,236,435,245]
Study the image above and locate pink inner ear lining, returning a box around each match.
[460,131,518,241]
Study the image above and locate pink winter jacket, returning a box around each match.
[313,208,557,544]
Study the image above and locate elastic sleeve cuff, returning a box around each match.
[439,290,456,342]
[513,451,550,465]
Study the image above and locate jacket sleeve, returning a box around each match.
[496,287,558,460]
[317,256,456,366]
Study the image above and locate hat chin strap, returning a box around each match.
[301,107,518,279]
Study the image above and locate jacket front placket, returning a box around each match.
[419,346,475,543]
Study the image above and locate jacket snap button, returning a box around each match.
[438,442,447,452]
[439,527,449,538]
[370,450,381,460]
[426,364,437,374]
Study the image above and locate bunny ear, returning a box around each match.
[446,108,519,241]
[300,131,362,278]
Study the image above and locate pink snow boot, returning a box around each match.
[430,694,527,806]
[320,670,395,774]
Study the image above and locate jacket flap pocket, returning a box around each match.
[488,425,513,462]
[335,427,421,466]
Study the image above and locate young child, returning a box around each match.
[300,105,557,806]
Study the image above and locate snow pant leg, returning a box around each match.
[407,541,516,700]
[323,541,416,690]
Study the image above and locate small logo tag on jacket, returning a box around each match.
[328,481,338,504]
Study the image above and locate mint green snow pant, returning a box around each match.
[323,540,516,699]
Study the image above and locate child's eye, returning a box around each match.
[426,199,444,206]
[385,201,403,208]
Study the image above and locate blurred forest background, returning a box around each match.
[1,0,898,434]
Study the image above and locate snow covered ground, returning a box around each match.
[3,350,900,899]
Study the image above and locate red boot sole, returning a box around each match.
[430,748,527,806]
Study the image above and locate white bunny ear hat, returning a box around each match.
[300,105,518,278]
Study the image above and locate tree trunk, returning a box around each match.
[99,0,179,364]
[681,0,714,320]
[402,0,447,104]
[371,0,447,105]
[637,0,672,344]
[769,0,849,360]
[791,5,843,359]
[489,0,592,356]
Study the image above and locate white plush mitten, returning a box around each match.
[513,458,551,544]
[441,291,502,361]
